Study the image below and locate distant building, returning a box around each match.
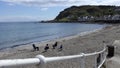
[78,16,94,21]
[112,14,120,20]
[78,14,120,22]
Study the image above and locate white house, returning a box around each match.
[112,14,120,20]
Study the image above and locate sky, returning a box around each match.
[0,0,120,22]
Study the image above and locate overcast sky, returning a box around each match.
[0,0,120,22]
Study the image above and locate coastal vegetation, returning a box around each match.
[53,5,120,23]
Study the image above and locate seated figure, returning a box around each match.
[44,44,49,52]
[52,42,58,49]
[59,44,63,51]
[32,44,39,51]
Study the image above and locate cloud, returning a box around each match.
[1,0,120,7]
[99,0,120,6]
[7,3,14,6]
[40,7,48,11]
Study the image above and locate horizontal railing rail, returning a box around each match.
[0,47,107,68]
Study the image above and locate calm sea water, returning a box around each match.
[0,22,105,49]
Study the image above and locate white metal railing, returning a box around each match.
[0,47,107,68]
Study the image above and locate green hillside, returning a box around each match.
[54,5,120,22]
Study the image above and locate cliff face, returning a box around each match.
[54,5,120,22]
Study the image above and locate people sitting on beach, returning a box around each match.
[44,44,49,52]
[32,44,39,51]
[52,42,58,49]
[59,44,63,51]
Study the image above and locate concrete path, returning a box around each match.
[105,40,120,68]
[106,56,120,68]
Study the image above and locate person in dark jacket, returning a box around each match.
[44,44,49,52]
[59,44,63,51]
[52,42,58,49]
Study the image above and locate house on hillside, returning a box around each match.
[78,16,94,21]
[112,14,120,20]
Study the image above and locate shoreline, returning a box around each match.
[0,26,105,52]
[40,20,120,24]
[0,23,105,51]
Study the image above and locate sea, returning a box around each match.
[0,22,106,50]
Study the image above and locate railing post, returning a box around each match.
[100,53,103,64]
[94,52,97,68]
[104,51,107,68]
[36,55,46,68]
[80,53,85,68]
